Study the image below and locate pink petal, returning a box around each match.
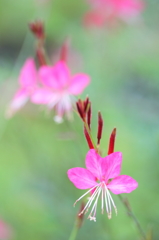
[19,58,37,87]
[68,74,90,95]
[39,61,70,90]
[6,88,29,118]
[85,149,103,180]
[101,152,122,182]
[67,167,96,189]
[83,11,106,27]
[0,220,12,240]
[53,61,70,87]
[31,88,53,104]
[107,175,138,194]
[117,0,145,17]
[39,66,60,90]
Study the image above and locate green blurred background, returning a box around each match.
[0,0,159,239]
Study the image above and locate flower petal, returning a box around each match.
[39,61,70,90]
[107,175,138,194]
[83,11,106,27]
[67,167,96,189]
[6,88,29,118]
[101,152,122,182]
[39,66,60,89]
[19,58,37,87]
[85,149,103,180]
[53,61,70,87]
[68,74,90,95]
[31,88,53,104]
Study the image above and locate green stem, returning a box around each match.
[68,222,78,240]
[118,195,146,240]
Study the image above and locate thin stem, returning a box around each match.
[68,222,78,240]
[118,195,146,240]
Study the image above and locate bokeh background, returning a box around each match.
[0,0,159,239]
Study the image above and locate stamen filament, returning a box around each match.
[74,183,99,207]
[82,185,101,215]
[78,185,100,215]
[106,187,112,218]
[74,182,117,221]
[88,187,102,221]
[107,189,117,215]
[101,187,104,214]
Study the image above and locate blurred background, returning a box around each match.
[0,0,159,239]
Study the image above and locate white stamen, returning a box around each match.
[74,184,99,207]
[80,185,101,215]
[107,187,112,218]
[104,186,109,214]
[88,187,101,221]
[74,182,117,221]
[107,188,117,216]
[101,186,104,214]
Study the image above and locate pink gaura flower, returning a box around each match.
[32,61,90,123]
[6,58,37,118]
[67,149,138,221]
[84,0,145,27]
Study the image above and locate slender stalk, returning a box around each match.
[68,222,78,240]
[118,195,146,240]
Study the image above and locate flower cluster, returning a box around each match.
[6,20,139,225]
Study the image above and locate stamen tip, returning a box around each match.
[88,216,96,222]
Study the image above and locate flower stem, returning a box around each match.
[118,195,146,240]
[68,222,78,240]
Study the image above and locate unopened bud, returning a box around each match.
[108,128,116,155]
[29,20,45,40]
[97,111,103,145]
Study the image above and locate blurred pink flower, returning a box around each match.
[6,58,37,118]
[67,149,138,221]
[31,61,90,123]
[0,220,12,239]
[84,0,145,27]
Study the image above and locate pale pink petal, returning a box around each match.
[101,152,122,182]
[68,74,90,95]
[107,175,138,194]
[0,220,12,240]
[67,167,96,189]
[39,61,70,90]
[83,11,106,27]
[53,61,70,87]
[85,149,103,180]
[6,88,29,118]
[31,88,53,104]
[39,66,61,90]
[19,58,37,87]
[48,94,61,109]
[117,0,145,18]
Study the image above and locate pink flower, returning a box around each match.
[0,220,12,239]
[6,58,37,118]
[31,61,90,123]
[84,0,145,27]
[112,0,145,22]
[67,149,138,221]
